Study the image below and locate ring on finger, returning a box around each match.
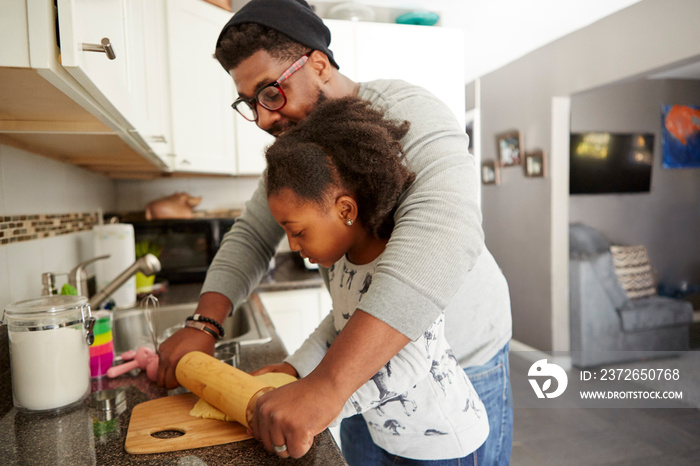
[273,444,288,453]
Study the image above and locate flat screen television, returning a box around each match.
[569,132,654,194]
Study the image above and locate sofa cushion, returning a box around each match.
[569,223,611,259]
[618,296,694,332]
[610,245,656,299]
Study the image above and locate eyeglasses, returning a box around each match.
[232,53,311,122]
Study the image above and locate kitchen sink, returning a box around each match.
[112,296,271,355]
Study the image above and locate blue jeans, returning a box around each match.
[340,342,513,466]
[463,342,513,466]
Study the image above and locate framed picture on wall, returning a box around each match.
[524,150,546,177]
[496,130,522,166]
[481,160,499,185]
[661,104,700,168]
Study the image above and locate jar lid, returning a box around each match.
[4,295,89,319]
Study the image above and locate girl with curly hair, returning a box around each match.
[261,96,489,465]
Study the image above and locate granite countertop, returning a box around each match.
[257,252,324,292]
[0,254,343,465]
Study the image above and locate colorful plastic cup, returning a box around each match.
[89,311,114,378]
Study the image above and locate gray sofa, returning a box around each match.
[569,223,693,368]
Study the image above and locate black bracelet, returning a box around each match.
[186,314,225,338]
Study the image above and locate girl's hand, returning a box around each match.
[249,362,299,378]
[250,375,344,459]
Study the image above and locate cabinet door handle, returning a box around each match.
[81,38,116,60]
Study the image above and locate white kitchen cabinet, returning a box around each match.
[125,0,172,161]
[326,20,465,127]
[233,113,273,175]
[55,0,173,166]
[258,288,331,356]
[0,0,168,177]
[165,0,237,174]
[323,20,358,83]
[56,0,138,130]
[0,0,31,67]
[1,2,465,178]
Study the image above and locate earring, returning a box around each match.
[345,219,354,226]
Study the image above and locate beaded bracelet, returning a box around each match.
[184,320,220,341]
[186,314,225,339]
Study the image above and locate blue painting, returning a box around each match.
[661,104,700,168]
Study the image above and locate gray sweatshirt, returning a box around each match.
[202,79,512,368]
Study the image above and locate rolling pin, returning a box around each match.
[176,351,278,428]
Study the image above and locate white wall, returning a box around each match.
[479,0,700,350]
[0,143,116,309]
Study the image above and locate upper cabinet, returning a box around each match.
[54,0,243,175]
[165,0,237,174]
[326,20,465,127]
[57,0,136,129]
[165,0,273,176]
[56,0,171,166]
[233,113,274,175]
[126,0,172,161]
[0,2,464,178]
[0,0,167,178]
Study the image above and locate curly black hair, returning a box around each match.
[265,97,415,239]
[215,23,311,71]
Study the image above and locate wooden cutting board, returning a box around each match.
[125,392,251,454]
[125,359,298,455]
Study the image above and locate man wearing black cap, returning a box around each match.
[157,1,513,464]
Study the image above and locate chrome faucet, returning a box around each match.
[69,254,110,297]
[88,254,161,310]
[42,254,161,309]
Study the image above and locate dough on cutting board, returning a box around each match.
[190,397,233,421]
[189,372,297,421]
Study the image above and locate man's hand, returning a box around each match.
[157,327,215,388]
[156,292,232,389]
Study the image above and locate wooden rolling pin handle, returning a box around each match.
[245,386,276,428]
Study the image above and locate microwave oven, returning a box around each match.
[127,218,236,283]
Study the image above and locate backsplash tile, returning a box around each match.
[0,212,98,246]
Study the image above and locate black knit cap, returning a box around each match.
[216,0,339,69]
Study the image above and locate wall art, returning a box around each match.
[524,150,546,177]
[662,104,700,168]
[496,130,522,166]
[482,160,499,185]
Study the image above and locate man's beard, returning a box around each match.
[267,89,328,137]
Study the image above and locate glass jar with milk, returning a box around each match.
[3,296,95,412]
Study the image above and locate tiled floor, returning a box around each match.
[510,350,700,466]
